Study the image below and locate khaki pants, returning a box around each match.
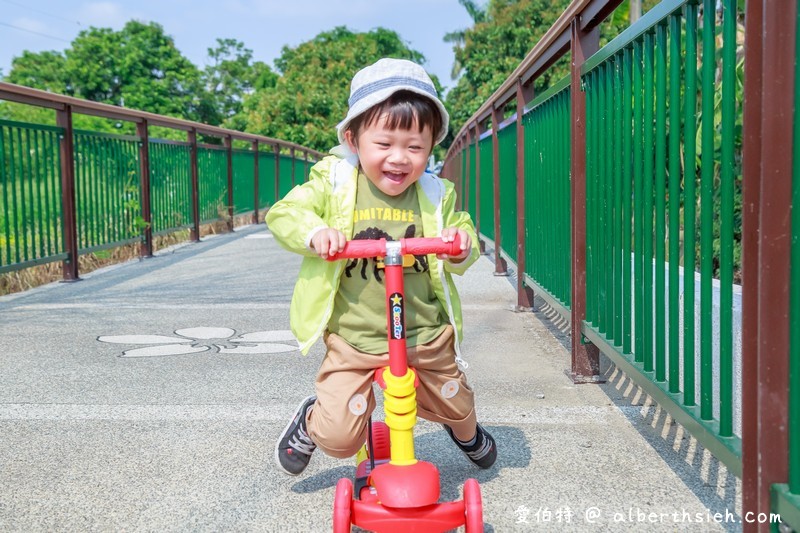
[308,325,477,458]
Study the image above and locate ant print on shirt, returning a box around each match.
[345,225,429,283]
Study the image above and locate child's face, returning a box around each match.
[345,113,433,197]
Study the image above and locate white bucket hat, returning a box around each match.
[336,58,450,146]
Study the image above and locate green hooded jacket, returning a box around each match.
[265,154,480,364]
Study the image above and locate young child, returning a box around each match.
[266,58,496,476]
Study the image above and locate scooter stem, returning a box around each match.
[382,241,417,465]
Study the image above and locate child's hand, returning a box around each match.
[437,228,471,262]
[311,228,346,259]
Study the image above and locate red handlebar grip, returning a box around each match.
[328,238,387,260]
[326,234,463,260]
[401,234,462,256]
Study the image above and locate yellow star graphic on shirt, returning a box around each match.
[390,295,403,306]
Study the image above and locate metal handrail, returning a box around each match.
[0,82,324,158]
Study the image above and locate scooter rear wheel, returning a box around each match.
[333,478,353,533]
[369,421,391,461]
[463,478,483,532]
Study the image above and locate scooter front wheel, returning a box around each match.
[463,478,483,532]
[333,478,353,533]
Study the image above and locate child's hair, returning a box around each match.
[345,90,444,146]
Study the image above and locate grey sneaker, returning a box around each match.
[443,423,497,469]
[275,395,317,475]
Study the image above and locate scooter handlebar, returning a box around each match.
[327,234,462,260]
[402,236,463,257]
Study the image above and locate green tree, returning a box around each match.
[5,50,69,93]
[445,0,572,132]
[603,0,661,47]
[64,21,202,120]
[240,26,433,153]
[443,0,488,79]
[444,0,661,135]
[198,38,277,129]
[2,21,206,136]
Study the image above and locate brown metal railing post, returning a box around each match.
[137,119,153,257]
[304,151,310,183]
[252,140,260,224]
[464,128,471,215]
[568,18,602,382]
[224,135,234,231]
[274,144,281,202]
[515,79,535,309]
[741,0,763,522]
[56,104,79,281]
[742,0,794,528]
[492,107,508,276]
[188,128,200,242]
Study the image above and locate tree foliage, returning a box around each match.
[5,50,68,93]
[444,0,661,136]
[1,22,271,135]
[443,0,489,79]
[61,21,202,119]
[445,0,572,132]
[0,1,675,152]
[239,26,433,154]
[1,21,433,152]
[198,38,277,130]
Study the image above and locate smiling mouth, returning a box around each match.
[384,171,407,183]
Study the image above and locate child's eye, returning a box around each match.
[375,142,390,147]
[409,145,422,151]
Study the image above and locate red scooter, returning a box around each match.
[327,236,483,533]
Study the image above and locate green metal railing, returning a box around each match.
[278,153,295,199]
[197,146,228,223]
[233,150,255,216]
[258,151,277,208]
[0,81,323,278]
[582,0,741,471]
[0,119,65,273]
[498,124,518,263]
[150,140,192,235]
[478,137,494,241]
[466,142,477,218]
[773,2,800,525]
[74,130,141,252]
[523,80,572,309]
[443,0,800,524]
[443,0,748,496]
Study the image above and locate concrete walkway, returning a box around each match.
[0,224,740,532]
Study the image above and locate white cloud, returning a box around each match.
[77,2,141,28]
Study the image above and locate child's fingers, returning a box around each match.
[314,232,332,258]
[332,230,347,255]
[437,228,470,260]
[316,236,329,258]
[459,230,471,251]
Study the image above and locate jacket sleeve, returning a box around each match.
[441,179,480,276]
[264,158,333,257]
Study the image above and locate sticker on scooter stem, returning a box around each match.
[389,293,405,340]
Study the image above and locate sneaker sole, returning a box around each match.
[274,394,316,476]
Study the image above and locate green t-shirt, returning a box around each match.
[328,171,447,353]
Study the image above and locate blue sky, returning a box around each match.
[0,0,477,95]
